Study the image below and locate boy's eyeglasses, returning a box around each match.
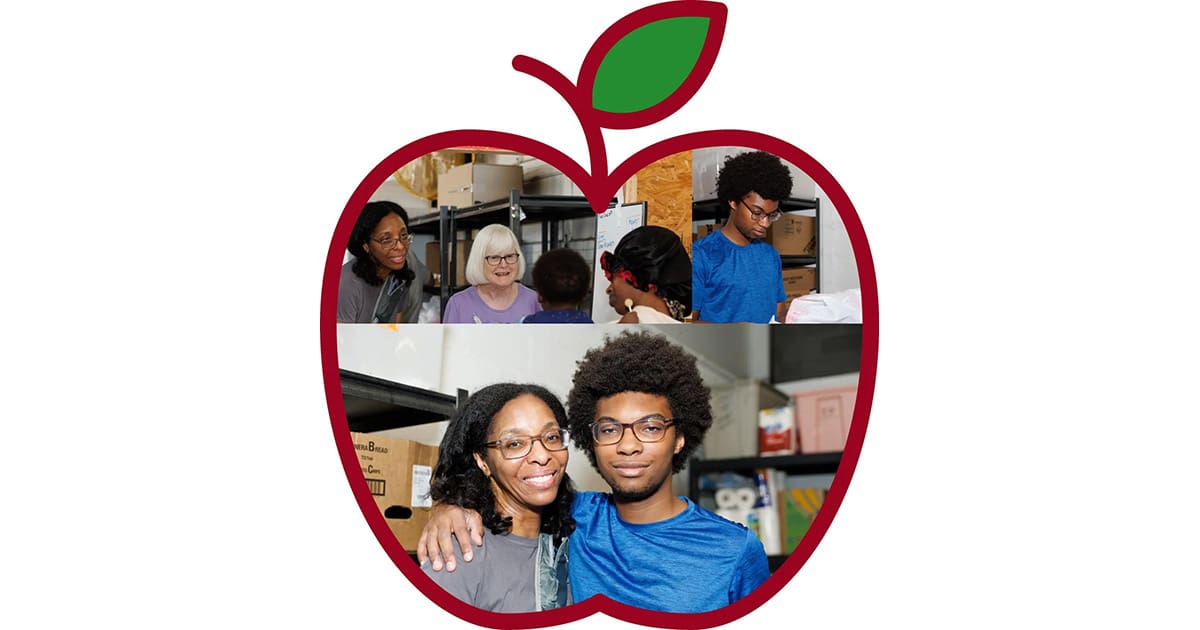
[590,415,675,445]
[739,199,781,224]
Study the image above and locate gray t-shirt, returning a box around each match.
[422,528,542,612]
[337,253,429,323]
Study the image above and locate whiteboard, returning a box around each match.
[590,202,647,322]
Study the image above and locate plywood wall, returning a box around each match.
[628,151,694,255]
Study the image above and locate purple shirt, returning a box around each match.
[443,284,542,323]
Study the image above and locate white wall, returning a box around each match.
[815,183,860,293]
[368,177,434,212]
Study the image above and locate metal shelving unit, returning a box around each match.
[407,190,613,320]
[687,451,842,573]
[341,368,466,566]
[686,452,842,500]
[340,369,466,433]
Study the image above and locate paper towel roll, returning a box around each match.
[734,487,757,510]
[715,488,738,509]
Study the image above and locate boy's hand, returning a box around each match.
[416,504,484,572]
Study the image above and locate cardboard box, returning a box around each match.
[694,223,720,240]
[425,240,472,285]
[351,433,440,550]
[437,163,524,209]
[765,213,816,256]
[792,385,857,454]
[781,267,817,301]
[704,380,790,459]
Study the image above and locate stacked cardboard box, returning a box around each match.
[436,163,524,209]
[764,213,816,257]
[693,223,720,243]
[781,267,817,301]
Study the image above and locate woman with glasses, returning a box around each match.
[442,223,542,323]
[423,383,575,612]
[338,201,430,323]
[600,226,692,323]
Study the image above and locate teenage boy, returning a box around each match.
[418,331,769,613]
[521,248,594,323]
[691,151,793,323]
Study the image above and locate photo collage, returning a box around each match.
[327,145,868,618]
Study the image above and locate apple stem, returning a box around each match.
[512,54,607,194]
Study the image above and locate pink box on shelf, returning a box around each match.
[792,384,858,454]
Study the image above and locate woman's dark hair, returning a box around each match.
[532,248,592,306]
[430,383,576,541]
[603,226,692,318]
[565,331,712,473]
[716,151,793,205]
[348,201,414,286]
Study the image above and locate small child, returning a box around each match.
[522,248,594,323]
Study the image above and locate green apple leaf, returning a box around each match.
[591,16,710,114]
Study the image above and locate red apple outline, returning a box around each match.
[321,1,878,626]
[320,130,878,629]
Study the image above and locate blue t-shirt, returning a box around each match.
[691,231,785,323]
[568,491,769,613]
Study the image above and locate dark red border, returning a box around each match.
[320,129,878,628]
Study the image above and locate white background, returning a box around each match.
[3,1,1197,628]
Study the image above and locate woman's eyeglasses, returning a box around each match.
[485,428,570,460]
[739,199,781,224]
[484,253,520,266]
[590,415,675,445]
[371,233,414,249]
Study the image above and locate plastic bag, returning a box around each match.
[785,288,862,323]
[418,297,441,324]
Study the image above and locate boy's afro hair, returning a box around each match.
[565,331,712,473]
[716,150,793,204]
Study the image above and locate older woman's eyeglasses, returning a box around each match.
[485,428,570,460]
[739,199,782,224]
[371,233,413,249]
[590,415,675,445]
[484,253,520,266]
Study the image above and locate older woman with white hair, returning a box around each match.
[442,223,542,323]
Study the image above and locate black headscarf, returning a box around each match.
[601,226,692,318]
